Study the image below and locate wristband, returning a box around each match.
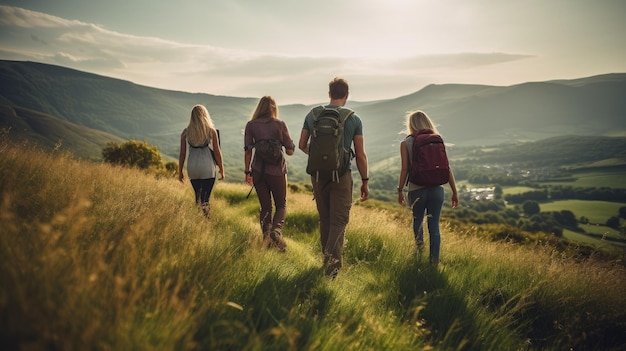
[244,170,252,175]
[362,178,369,182]
[397,187,403,192]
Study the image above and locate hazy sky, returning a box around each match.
[1,0,625,104]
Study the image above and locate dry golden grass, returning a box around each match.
[1,140,625,350]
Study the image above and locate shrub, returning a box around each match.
[102,140,163,170]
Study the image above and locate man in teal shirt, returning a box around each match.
[298,77,369,279]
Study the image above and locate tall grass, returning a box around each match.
[1,140,625,350]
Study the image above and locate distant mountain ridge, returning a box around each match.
[0,104,123,160]
[1,60,625,170]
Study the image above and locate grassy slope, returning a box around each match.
[0,105,125,160]
[1,142,625,350]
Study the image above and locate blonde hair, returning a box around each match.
[250,96,278,120]
[186,104,214,145]
[405,110,439,135]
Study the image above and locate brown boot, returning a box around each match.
[324,256,341,280]
[262,230,274,249]
[270,229,287,252]
[260,220,273,249]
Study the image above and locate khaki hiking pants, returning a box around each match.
[311,171,353,269]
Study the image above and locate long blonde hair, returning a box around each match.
[250,96,278,120]
[186,104,214,145]
[405,110,439,135]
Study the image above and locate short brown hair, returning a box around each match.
[329,77,349,99]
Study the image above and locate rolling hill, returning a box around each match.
[2,60,625,177]
[0,105,124,160]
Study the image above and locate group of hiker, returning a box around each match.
[178,77,458,279]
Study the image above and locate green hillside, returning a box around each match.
[0,105,124,160]
[456,135,626,167]
[2,133,625,351]
[2,60,626,192]
[2,60,626,158]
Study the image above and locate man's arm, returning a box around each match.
[298,129,310,154]
[353,134,369,201]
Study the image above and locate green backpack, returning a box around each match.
[306,106,354,181]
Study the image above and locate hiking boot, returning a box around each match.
[270,229,287,252]
[261,221,273,249]
[262,231,274,249]
[324,256,341,280]
[415,240,425,260]
[326,267,339,280]
[201,204,211,218]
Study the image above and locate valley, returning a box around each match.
[1,59,625,253]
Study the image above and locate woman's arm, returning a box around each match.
[244,149,253,186]
[448,168,459,208]
[281,121,295,156]
[211,128,224,180]
[178,130,187,182]
[397,140,409,206]
[243,123,253,185]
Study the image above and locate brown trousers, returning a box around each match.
[311,171,353,269]
[253,172,287,234]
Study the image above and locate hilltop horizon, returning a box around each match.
[1,3,625,104]
[1,59,625,167]
[4,59,626,108]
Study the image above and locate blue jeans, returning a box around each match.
[407,186,444,263]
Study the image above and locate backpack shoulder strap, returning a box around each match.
[311,106,325,122]
[336,107,354,122]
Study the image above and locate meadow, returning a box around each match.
[539,200,623,227]
[1,141,625,351]
[540,168,626,188]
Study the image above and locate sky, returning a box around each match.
[0,0,625,104]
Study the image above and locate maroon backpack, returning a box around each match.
[408,128,450,186]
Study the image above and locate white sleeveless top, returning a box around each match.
[185,130,216,180]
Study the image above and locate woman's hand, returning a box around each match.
[397,190,405,206]
[451,193,459,208]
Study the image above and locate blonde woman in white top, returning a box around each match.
[178,104,224,217]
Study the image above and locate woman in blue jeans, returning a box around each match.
[397,110,458,264]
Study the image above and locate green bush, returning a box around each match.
[102,139,163,170]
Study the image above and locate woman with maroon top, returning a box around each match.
[244,96,295,251]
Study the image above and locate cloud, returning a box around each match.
[0,5,72,28]
[393,53,535,71]
[0,5,537,103]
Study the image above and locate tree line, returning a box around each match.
[504,185,626,204]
